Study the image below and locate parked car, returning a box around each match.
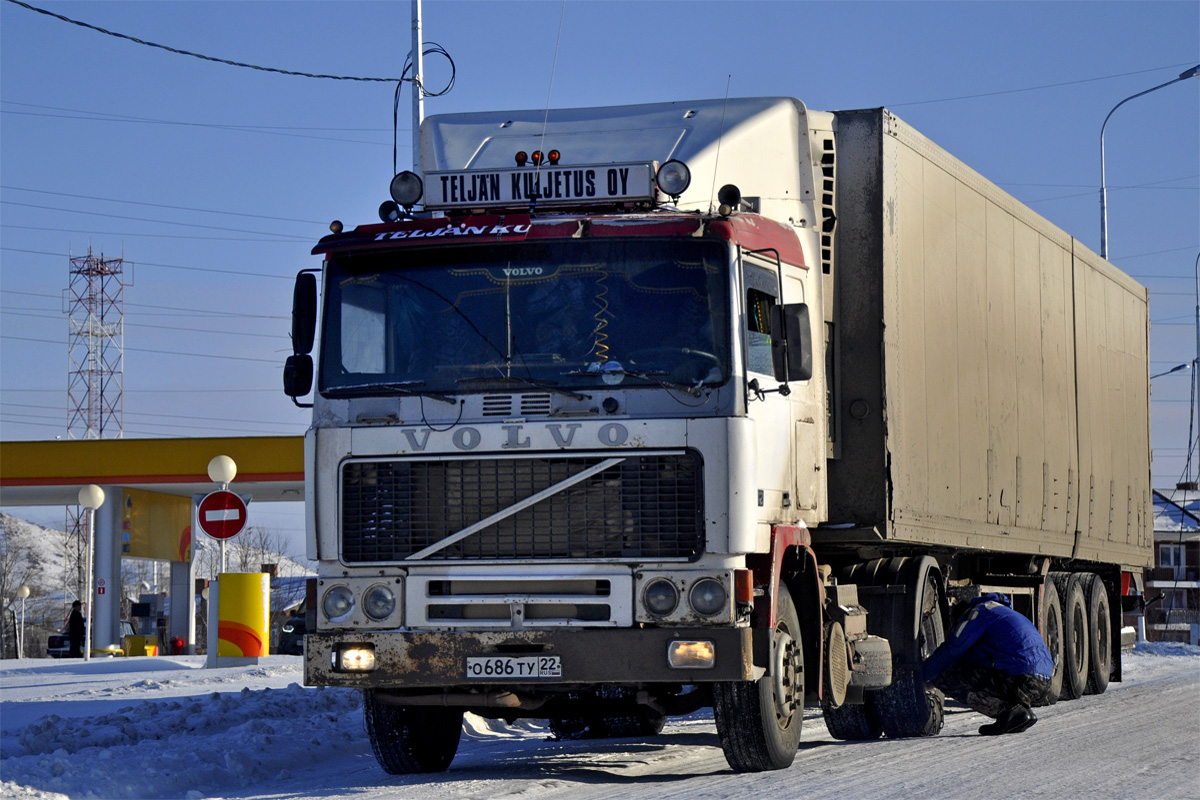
[48,620,136,658]
[277,612,306,655]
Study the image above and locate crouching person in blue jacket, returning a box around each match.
[923,593,1054,736]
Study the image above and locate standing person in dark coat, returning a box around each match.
[923,592,1054,735]
[67,600,86,658]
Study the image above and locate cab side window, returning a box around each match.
[745,266,778,375]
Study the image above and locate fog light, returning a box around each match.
[667,640,715,669]
[643,578,679,617]
[336,645,376,672]
[688,578,728,617]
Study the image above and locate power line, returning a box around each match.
[0,289,288,320]
[2,247,296,280]
[5,0,406,83]
[0,202,313,241]
[2,402,303,430]
[0,105,394,148]
[1,308,286,340]
[1,184,326,225]
[1,386,282,394]
[888,61,1200,107]
[1,334,281,363]
[2,224,307,244]
[0,101,395,133]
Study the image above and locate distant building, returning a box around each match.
[1149,489,1200,644]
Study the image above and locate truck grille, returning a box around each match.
[341,452,702,562]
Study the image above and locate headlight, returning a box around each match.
[322,585,355,621]
[644,578,679,617]
[688,578,728,617]
[363,584,397,621]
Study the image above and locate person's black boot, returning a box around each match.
[979,704,1035,735]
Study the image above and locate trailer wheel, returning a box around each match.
[868,557,947,738]
[1042,577,1064,704]
[1054,573,1090,700]
[712,584,803,772]
[1083,573,1112,695]
[363,691,463,774]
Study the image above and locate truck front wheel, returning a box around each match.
[363,691,463,774]
[712,584,804,772]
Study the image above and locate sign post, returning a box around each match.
[197,489,248,573]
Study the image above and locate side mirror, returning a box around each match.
[283,354,314,399]
[770,303,813,382]
[291,272,318,356]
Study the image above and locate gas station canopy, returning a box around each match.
[0,436,304,507]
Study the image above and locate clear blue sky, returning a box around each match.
[2,1,1197,557]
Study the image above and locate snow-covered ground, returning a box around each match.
[2,644,1198,800]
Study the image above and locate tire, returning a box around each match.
[712,583,804,772]
[1054,573,1090,701]
[863,557,947,738]
[823,700,883,741]
[1042,577,1064,704]
[1083,573,1112,695]
[548,710,666,740]
[363,691,463,774]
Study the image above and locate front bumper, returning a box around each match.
[304,626,757,689]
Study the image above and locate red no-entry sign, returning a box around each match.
[197,490,248,540]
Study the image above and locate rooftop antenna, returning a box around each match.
[708,75,732,213]
[411,0,424,172]
[532,0,567,211]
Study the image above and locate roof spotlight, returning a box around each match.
[531,150,544,165]
[656,160,691,199]
[548,149,561,165]
[515,151,528,166]
[389,171,423,209]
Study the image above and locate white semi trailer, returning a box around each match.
[284,98,1151,773]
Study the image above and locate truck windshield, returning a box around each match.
[319,238,731,396]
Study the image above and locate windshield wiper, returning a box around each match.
[564,367,706,397]
[456,375,589,401]
[324,380,458,405]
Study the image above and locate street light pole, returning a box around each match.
[16,585,29,659]
[1100,65,1200,259]
[78,484,105,662]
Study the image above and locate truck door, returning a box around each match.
[743,260,797,523]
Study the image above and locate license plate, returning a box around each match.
[465,655,562,679]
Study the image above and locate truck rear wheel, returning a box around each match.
[363,691,463,774]
[1083,573,1112,695]
[1042,578,1063,703]
[712,584,803,772]
[1054,573,1090,701]
[857,557,947,738]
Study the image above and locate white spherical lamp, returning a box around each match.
[208,455,237,486]
[78,484,105,510]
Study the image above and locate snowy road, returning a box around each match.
[2,644,1197,800]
